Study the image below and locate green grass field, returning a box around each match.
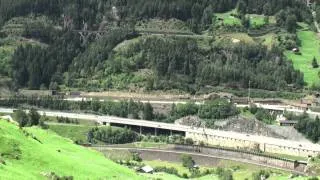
[45,116,98,126]
[0,120,142,179]
[48,124,94,143]
[248,14,276,28]
[285,28,320,86]
[249,14,266,28]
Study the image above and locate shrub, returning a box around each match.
[182,173,188,178]
[154,166,179,177]
[132,153,142,162]
[252,170,270,180]
[185,138,194,145]
[181,154,194,169]
[216,167,234,180]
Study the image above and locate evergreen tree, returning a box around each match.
[143,102,154,120]
[28,108,40,126]
[87,129,94,144]
[14,109,28,128]
[312,57,319,68]
[286,15,297,33]
[237,0,247,15]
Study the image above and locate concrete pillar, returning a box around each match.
[155,128,157,136]
[140,126,142,135]
[170,130,173,136]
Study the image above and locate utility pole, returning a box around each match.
[248,80,251,103]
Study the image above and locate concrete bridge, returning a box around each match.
[1,107,320,157]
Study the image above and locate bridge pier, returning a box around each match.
[140,126,142,135]
[155,128,158,136]
[102,122,110,126]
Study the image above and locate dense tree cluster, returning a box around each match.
[13,108,40,127]
[0,96,152,119]
[0,0,238,31]
[293,113,320,142]
[119,37,304,91]
[170,99,239,121]
[0,96,240,123]
[69,27,138,84]
[12,32,82,90]
[0,0,64,25]
[1,0,311,29]
[87,126,139,144]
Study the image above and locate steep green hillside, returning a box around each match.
[0,120,142,179]
[285,25,320,86]
[0,0,316,94]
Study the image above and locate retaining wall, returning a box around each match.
[173,145,307,172]
[186,132,318,157]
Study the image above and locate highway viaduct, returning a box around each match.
[1,107,320,157]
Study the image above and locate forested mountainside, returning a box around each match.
[0,0,316,93]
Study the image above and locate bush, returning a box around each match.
[132,153,142,162]
[255,109,276,124]
[182,173,188,178]
[185,138,194,145]
[181,154,194,169]
[249,104,258,114]
[154,166,179,176]
[216,167,234,180]
[252,170,270,180]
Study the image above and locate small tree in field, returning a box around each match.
[312,57,319,68]
[143,102,154,120]
[28,108,40,126]
[14,109,28,128]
